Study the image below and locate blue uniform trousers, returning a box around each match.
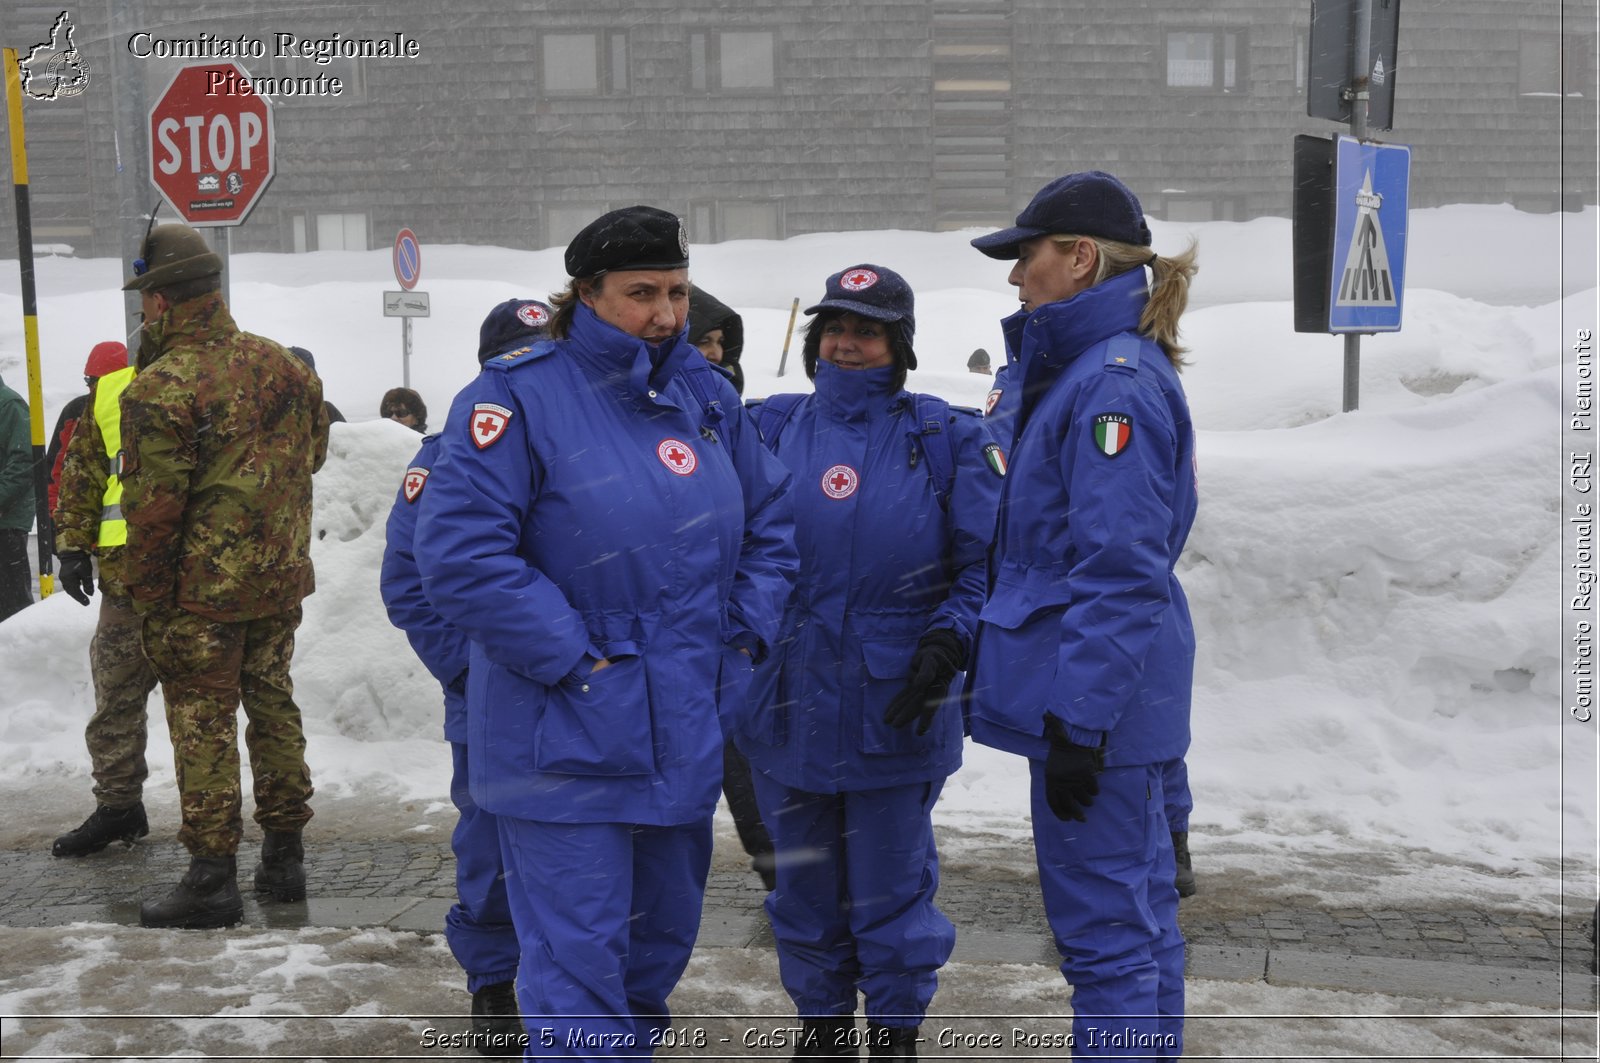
[446,742,519,992]
[1161,758,1191,834]
[752,773,955,1025]
[496,815,713,1060]
[1030,760,1184,1059]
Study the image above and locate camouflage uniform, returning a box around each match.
[53,381,160,809]
[119,291,329,858]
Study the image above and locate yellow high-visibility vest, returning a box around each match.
[94,365,135,548]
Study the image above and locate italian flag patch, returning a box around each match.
[983,442,1007,477]
[1093,413,1133,457]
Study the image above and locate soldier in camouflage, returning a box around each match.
[50,339,163,858]
[118,224,329,930]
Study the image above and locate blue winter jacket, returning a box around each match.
[379,434,470,743]
[414,303,799,825]
[966,268,1196,767]
[735,361,1002,793]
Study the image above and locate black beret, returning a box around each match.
[564,205,689,278]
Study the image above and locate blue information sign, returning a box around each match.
[1328,135,1410,333]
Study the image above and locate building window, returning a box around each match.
[689,31,776,93]
[266,51,365,102]
[545,204,611,249]
[1154,196,1245,223]
[687,199,784,242]
[1166,29,1244,92]
[317,212,368,251]
[1520,32,1592,96]
[292,212,368,252]
[543,31,628,95]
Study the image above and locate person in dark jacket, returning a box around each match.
[288,347,346,425]
[381,386,426,432]
[686,285,776,890]
[688,286,746,395]
[0,371,34,622]
[733,263,1001,1058]
[413,206,798,1053]
[380,298,552,1055]
[965,170,1198,1057]
[46,341,128,515]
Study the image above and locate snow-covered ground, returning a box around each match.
[0,205,1595,1058]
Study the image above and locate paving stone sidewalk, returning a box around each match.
[0,837,1594,1010]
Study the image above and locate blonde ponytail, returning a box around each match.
[1051,234,1200,368]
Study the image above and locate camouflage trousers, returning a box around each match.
[85,586,160,808]
[141,605,314,857]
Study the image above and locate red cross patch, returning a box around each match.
[840,268,879,292]
[658,438,698,475]
[820,463,859,500]
[402,466,429,503]
[516,303,550,328]
[985,388,1003,416]
[471,402,512,449]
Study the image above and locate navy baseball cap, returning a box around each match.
[971,171,1152,260]
[564,205,689,278]
[804,263,916,340]
[478,299,554,363]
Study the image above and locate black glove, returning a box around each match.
[1043,722,1105,822]
[57,551,95,607]
[883,628,965,735]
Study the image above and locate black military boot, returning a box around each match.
[1172,831,1197,898]
[866,1023,919,1059]
[52,803,149,857]
[253,831,306,902]
[791,1016,859,1059]
[469,980,526,1058]
[140,856,243,929]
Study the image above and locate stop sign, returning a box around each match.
[147,62,275,227]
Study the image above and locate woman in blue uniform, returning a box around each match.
[414,207,798,1059]
[734,264,1001,1059]
[965,171,1198,1058]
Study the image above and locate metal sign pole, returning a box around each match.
[402,317,412,389]
[1343,0,1373,413]
[213,226,231,308]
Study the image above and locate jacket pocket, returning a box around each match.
[971,575,1073,727]
[533,653,656,776]
[858,635,935,756]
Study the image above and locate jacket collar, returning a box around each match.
[1001,267,1149,381]
[138,291,237,369]
[565,302,694,402]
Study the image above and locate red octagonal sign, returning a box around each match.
[147,62,275,227]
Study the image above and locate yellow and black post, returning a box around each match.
[3,47,55,598]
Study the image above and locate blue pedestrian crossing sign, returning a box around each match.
[1328,135,1410,333]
